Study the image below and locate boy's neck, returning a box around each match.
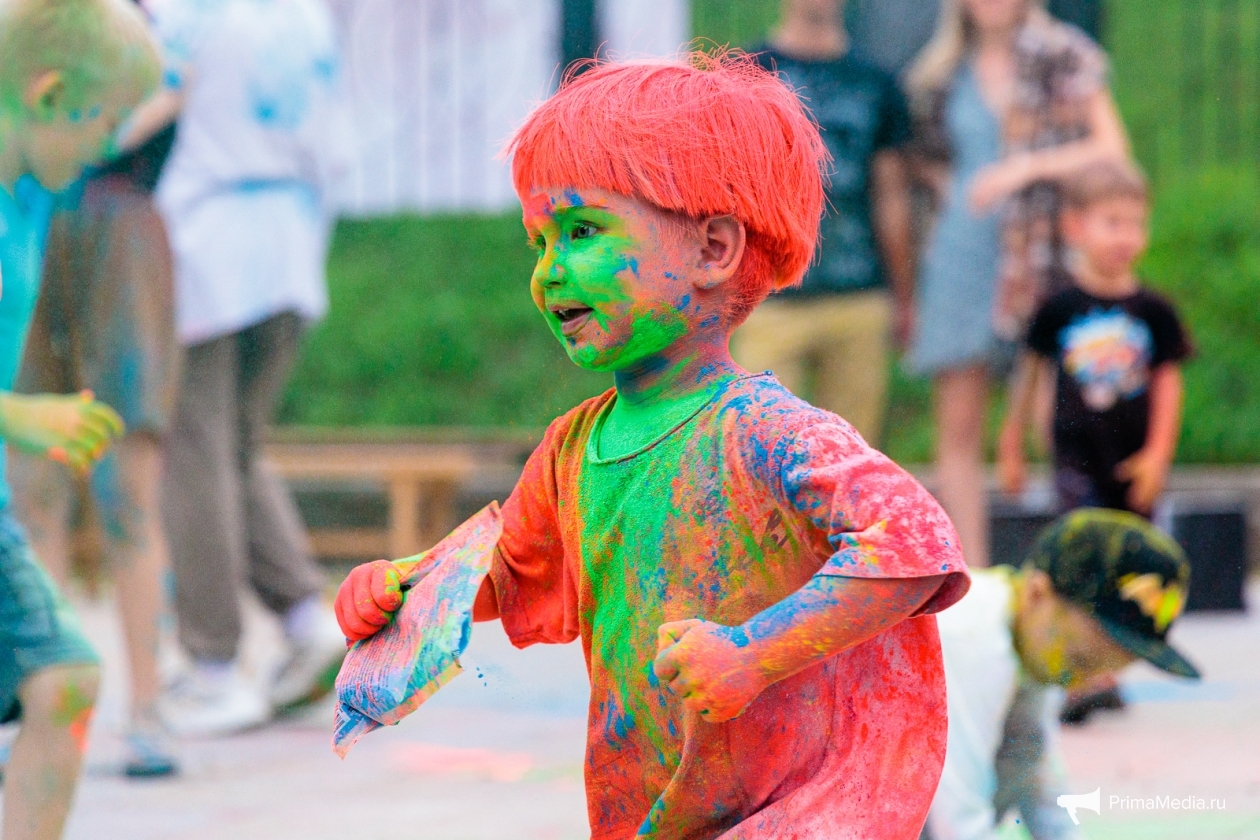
[1074,259,1140,299]
[770,15,848,61]
[612,335,741,411]
[599,334,742,457]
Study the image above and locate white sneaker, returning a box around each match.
[159,665,270,737]
[270,603,348,713]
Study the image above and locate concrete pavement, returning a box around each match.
[4,583,1256,840]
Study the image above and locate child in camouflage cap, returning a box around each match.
[925,507,1198,840]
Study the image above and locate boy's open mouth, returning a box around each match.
[551,305,594,336]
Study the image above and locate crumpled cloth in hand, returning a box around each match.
[332,502,502,757]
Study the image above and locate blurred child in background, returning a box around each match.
[10,21,181,775]
[0,0,159,833]
[926,508,1198,840]
[145,0,353,736]
[998,161,1191,519]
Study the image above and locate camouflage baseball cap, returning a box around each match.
[1026,508,1200,679]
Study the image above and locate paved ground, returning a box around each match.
[5,583,1258,840]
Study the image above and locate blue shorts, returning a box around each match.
[0,511,98,722]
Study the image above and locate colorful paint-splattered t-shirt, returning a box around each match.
[490,374,969,839]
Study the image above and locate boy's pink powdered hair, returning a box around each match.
[507,51,829,320]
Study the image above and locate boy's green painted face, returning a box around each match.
[1018,590,1136,690]
[18,78,136,190]
[522,187,720,372]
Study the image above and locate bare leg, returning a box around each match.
[96,436,169,723]
[934,365,991,568]
[4,664,99,840]
[7,452,73,586]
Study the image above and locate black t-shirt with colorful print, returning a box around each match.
[1027,284,1192,497]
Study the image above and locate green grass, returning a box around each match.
[279,0,1260,463]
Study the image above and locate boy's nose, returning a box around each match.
[537,258,565,287]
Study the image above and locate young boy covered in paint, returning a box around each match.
[925,507,1198,840]
[337,53,969,840]
[998,161,1192,518]
[9,0,181,776]
[0,0,159,836]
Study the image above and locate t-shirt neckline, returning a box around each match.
[1074,284,1144,306]
[585,373,769,465]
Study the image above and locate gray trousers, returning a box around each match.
[162,312,323,662]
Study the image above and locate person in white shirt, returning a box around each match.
[137,0,353,737]
[926,508,1200,840]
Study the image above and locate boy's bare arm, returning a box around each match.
[871,149,915,349]
[1116,363,1183,513]
[652,573,946,723]
[997,353,1049,494]
[115,86,184,154]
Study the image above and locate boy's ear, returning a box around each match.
[24,71,66,119]
[1021,568,1057,611]
[694,215,746,291]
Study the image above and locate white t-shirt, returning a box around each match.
[927,568,1084,840]
[150,0,353,345]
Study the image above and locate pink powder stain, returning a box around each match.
[389,742,535,782]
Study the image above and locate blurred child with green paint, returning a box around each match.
[0,0,158,835]
[337,53,970,839]
[925,507,1198,840]
[9,0,181,778]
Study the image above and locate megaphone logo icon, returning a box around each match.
[1056,788,1101,824]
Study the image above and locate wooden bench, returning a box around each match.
[263,427,537,560]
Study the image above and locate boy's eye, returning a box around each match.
[571,222,596,240]
[527,235,545,252]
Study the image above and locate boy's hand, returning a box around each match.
[1115,447,1169,515]
[335,560,405,642]
[652,619,768,723]
[997,422,1026,496]
[0,390,124,473]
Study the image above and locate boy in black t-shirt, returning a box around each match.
[999,161,1192,517]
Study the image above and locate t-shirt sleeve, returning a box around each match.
[875,72,913,150]
[1026,297,1065,359]
[487,418,580,648]
[1145,293,1194,367]
[776,417,969,615]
